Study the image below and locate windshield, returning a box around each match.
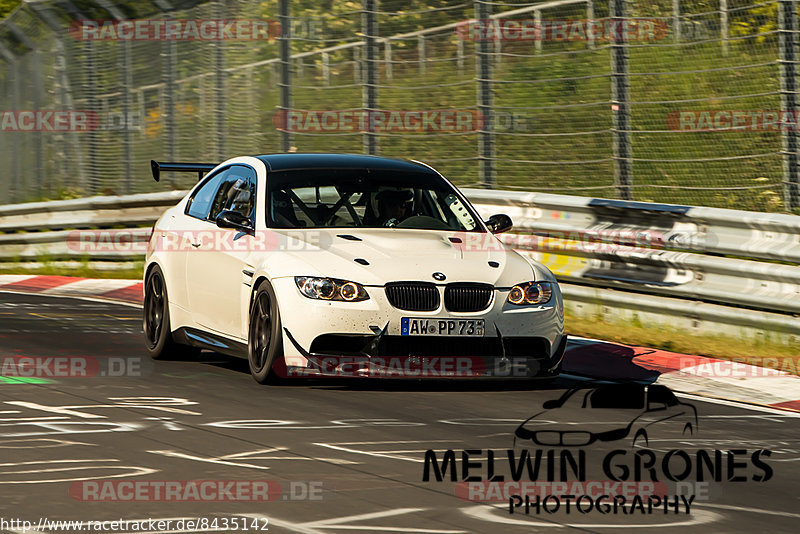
[266,169,482,231]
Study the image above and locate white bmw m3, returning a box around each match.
[143,153,566,384]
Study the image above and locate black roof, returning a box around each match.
[256,153,437,174]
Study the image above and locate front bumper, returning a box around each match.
[272,277,566,378]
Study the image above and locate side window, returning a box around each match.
[208,166,256,222]
[186,169,229,220]
[648,386,679,409]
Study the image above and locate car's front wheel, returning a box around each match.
[143,265,198,360]
[248,280,284,384]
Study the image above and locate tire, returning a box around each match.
[248,280,284,384]
[143,265,199,360]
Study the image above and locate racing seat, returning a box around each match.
[271,190,303,228]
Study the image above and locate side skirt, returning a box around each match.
[172,327,249,359]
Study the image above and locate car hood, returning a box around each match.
[517,407,644,433]
[261,228,544,286]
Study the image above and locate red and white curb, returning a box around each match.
[1,275,799,412]
[0,274,142,306]
[564,337,800,414]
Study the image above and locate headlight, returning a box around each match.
[507,282,552,305]
[295,277,369,302]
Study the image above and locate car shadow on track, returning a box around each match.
[190,350,580,392]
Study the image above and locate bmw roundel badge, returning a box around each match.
[432,272,446,281]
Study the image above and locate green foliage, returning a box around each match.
[0,0,20,19]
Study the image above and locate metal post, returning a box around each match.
[494,32,502,67]
[164,40,178,167]
[362,0,378,155]
[6,21,41,199]
[476,0,495,188]
[32,51,45,197]
[673,0,681,43]
[85,40,99,194]
[29,2,85,195]
[384,40,393,81]
[587,1,596,50]
[353,46,361,84]
[53,38,86,192]
[720,0,729,57]
[122,41,133,193]
[279,0,292,152]
[418,35,427,75]
[611,0,632,200]
[215,1,226,161]
[457,37,464,74]
[534,10,542,54]
[780,0,800,209]
[322,51,331,85]
[9,60,21,202]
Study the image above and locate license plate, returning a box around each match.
[401,317,485,336]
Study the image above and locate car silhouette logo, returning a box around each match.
[432,272,446,281]
[514,383,698,448]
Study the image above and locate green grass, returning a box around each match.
[565,310,800,375]
[0,263,143,280]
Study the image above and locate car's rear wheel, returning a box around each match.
[248,280,283,384]
[143,265,198,360]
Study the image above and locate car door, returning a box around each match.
[185,165,257,339]
[163,168,228,312]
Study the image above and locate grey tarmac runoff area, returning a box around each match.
[0,291,799,534]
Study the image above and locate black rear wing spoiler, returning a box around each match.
[151,160,217,182]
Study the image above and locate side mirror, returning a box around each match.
[485,213,513,234]
[542,399,560,410]
[216,210,253,232]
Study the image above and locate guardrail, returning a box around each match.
[466,189,800,315]
[0,189,798,340]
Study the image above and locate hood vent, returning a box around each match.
[337,234,362,241]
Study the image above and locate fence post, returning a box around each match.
[780,0,800,209]
[30,50,45,198]
[457,37,464,74]
[279,0,292,152]
[122,41,133,193]
[362,0,379,156]
[0,45,20,202]
[672,0,681,43]
[476,0,495,188]
[322,51,331,85]
[610,0,632,199]
[214,2,227,161]
[164,40,178,169]
[534,10,542,54]
[587,0,596,50]
[384,40,393,81]
[418,35,427,75]
[720,0,729,57]
[84,40,99,195]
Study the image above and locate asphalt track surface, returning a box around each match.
[0,292,799,534]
